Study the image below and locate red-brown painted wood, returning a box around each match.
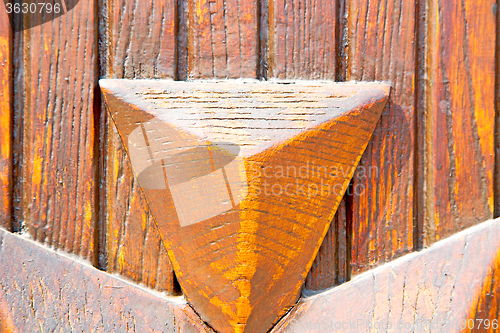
[100,0,178,292]
[347,0,416,275]
[187,0,258,78]
[273,218,500,332]
[101,79,389,333]
[103,0,176,79]
[424,0,496,243]
[267,0,339,79]
[12,0,97,260]
[304,198,348,291]
[0,8,11,231]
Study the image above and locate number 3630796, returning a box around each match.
[5,2,61,14]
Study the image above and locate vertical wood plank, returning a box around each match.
[0,9,11,230]
[348,0,415,274]
[187,0,258,78]
[266,0,347,290]
[104,0,176,79]
[304,199,347,292]
[101,0,178,293]
[13,0,97,260]
[495,0,500,219]
[493,1,500,218]
[268,0,337,79]
[425,0,496,244]
[104,121,176,292]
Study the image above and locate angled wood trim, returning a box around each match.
[272,218,500,332]
[0,227,211,333]
[2,217,500,332]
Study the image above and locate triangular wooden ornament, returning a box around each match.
[100,80,390,333]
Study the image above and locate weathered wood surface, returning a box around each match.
[0,227,211,333]
[463,244,500,332]
[3,216,500,333]
[424,0,496,244]
[105,123,177,293]
[102,0,176,79]
[0,10,11,231]
[347,0,416,275]
[187,0,258,78]
[304,198,348,292]
[266,0,339,80]
[272,217,500,333]
[265,0,347,291]
[11,0,97,260]
[99,0,178,292]
[101,79,388,333]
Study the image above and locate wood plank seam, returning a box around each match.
[413,0,426,250]
[335,0,347,82]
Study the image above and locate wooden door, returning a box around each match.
[0,0,499,332]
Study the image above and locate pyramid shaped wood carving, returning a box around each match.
[100,80,390,333]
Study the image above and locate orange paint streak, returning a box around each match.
[462,248,500,333]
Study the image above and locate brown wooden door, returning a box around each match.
[0,0,499,332]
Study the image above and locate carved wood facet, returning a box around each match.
[101,79,389,333]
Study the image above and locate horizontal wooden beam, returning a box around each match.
[272,217,500,332]
[0,227,211,332]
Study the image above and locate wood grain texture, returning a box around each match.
[0,228,212,333]
[496,0,500,220]
[101,80,388,333]
[103,0,176,79]
[187,0,258,78]
[266,0,346,291]
[100,0,178,292]
[304,197,348,292]
[12,0,97,260]
[462,248,500,333]
[273,218,500,333]
[105,120,177,293]
[267,0,338,79]
[348,0,415,274]
[0,9,11,231]
[460,251,500,333]
[425,0,496,244]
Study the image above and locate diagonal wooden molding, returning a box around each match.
[272,218,500,333]
[100,80,390,333]
[1,218,499,332]
[0,227,211,333]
